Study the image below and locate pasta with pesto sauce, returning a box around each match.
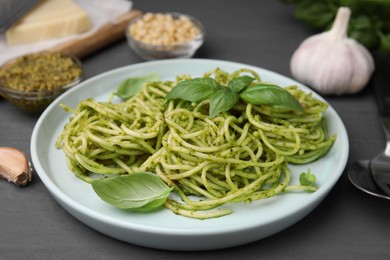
[56,68,336,219]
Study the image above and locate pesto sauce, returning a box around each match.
[0,52,82,92]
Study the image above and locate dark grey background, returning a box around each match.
[1,0,389,259]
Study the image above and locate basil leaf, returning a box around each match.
[295,2,335,28]
[349,15,378,49]
[228,76,255,93]
[379,31,390,52]
[165,78,222,102]
[116,73,159,99]
[299,169,317,186]
[209,89,239,117]
[91,172,173,211]
[240,83,304,112]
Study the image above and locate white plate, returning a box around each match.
[31,59,349,251]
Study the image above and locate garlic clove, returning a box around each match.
[0,147,32,186]
[290,7,375,96]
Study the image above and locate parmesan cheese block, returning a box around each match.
[5,0,91,45]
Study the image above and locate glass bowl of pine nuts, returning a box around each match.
[126,12,205,60]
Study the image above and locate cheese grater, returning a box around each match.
[0,0,42,33]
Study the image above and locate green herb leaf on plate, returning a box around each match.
[209,89,239,117]
[227,75,255,93]
[116,73,159,99]
[165,78,223,102]
[240,83,304,112]
[91,172,173,212]
[299,169,317,186]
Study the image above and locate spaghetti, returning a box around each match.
[56,68,336,219]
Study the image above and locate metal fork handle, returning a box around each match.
[381,117,390,156]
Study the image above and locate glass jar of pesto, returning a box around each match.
[0,52,84,114]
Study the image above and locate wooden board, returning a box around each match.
[49,9,142,58]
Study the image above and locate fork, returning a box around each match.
[369,53,390,196]
[370,117,390,196]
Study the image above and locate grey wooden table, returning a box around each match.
[1,0,389,259]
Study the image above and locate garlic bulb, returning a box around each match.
[290,7,375,95]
